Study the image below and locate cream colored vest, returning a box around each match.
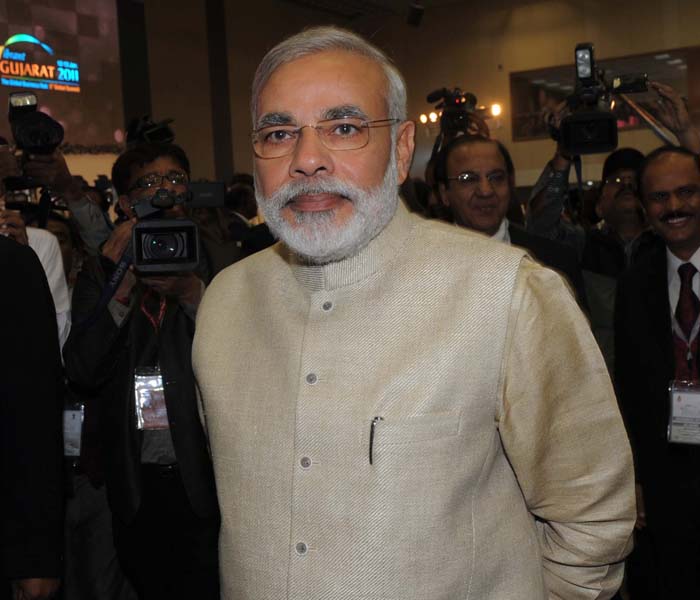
[193,204,634,600]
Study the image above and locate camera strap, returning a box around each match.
[140,289,167,332]
[73,243,133,330]
[570,155,585,220]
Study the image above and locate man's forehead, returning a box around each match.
[644,153,700,190]
[448,141,505,172]
[255,50,387,123]
[131,156,182,175]
[608,167,636,179]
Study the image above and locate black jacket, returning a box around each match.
[63,257,218,523]
[614,243,700,517]
[509,224,589,312]
[1,237,63,580]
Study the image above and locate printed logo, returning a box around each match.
[0,34,80,93]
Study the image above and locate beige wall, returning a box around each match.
[357,0,700,183]
[65,153,118,183]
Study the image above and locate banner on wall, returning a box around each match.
[0,0,123,151]
[0,34,80,93]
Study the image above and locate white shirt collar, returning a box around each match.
[666,246,700,286]
[490,218,510,245]
[666,246,700,317]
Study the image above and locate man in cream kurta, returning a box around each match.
[193,26,635,600]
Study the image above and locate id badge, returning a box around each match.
[134,367,169,430]
[63,404,84,456]
[668,380,700,444]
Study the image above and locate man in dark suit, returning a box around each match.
[1,236,63,599]
[435,134,588,310]
[615,145,700,597]
[63,143,219,600]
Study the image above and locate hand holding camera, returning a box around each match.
[651,81,700,154]
[140,272,203,307]
[23,150,79,197]
[101,218,136,264]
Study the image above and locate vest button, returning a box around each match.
[295,542,308,555]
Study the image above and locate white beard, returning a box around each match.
[255,157,399,264]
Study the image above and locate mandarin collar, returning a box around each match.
[285,200,414,292]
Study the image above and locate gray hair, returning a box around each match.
[251,26,407,126]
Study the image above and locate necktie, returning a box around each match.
[676,262,699,340]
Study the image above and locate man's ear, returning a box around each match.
[395,120,416,184]
[438,182,450,207]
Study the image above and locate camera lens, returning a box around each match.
[143,232,184,259]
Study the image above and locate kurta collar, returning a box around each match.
[287,200,414,292]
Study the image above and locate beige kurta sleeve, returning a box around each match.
[497,257,635,600]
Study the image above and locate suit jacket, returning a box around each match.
[509,224,589,311]
[63,257,218,523]
[614,243,700,521]
[194,203,634,600]
[1,236,63,580]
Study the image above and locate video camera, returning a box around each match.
[426,87,487,162]
[427,87,478,141]
[126,115,175,147]
[559,43,648,155]
[4,91,64,191]
[130,181,225,274]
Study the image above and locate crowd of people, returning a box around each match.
[3,23,700,600]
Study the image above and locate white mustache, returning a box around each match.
[264,177,362,210]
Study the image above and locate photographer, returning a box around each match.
[22,149,114,255]
[62,143,219,600]
[525,81,697,371]
[527,81,698,266]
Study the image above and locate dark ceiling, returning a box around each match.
[280,0,461,20]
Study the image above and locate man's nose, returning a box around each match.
[159,177,180,192]
[288,126,333,178]
[475,177,494,197]
[668,191,685,212]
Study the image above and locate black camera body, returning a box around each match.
[130,183,225,274]
[427,87,478,142]
[559,43,648,156]
[559,44,617,155]
[133,218,200,274]
[5,92,64,191]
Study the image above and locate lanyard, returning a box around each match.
[672,313,700,368]
[140,290,167,332]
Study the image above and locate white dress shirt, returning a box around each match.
[490,217,511,244]
[666,246,700,320]
[27,226,71,351]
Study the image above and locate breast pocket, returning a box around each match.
[375,412,461,445]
